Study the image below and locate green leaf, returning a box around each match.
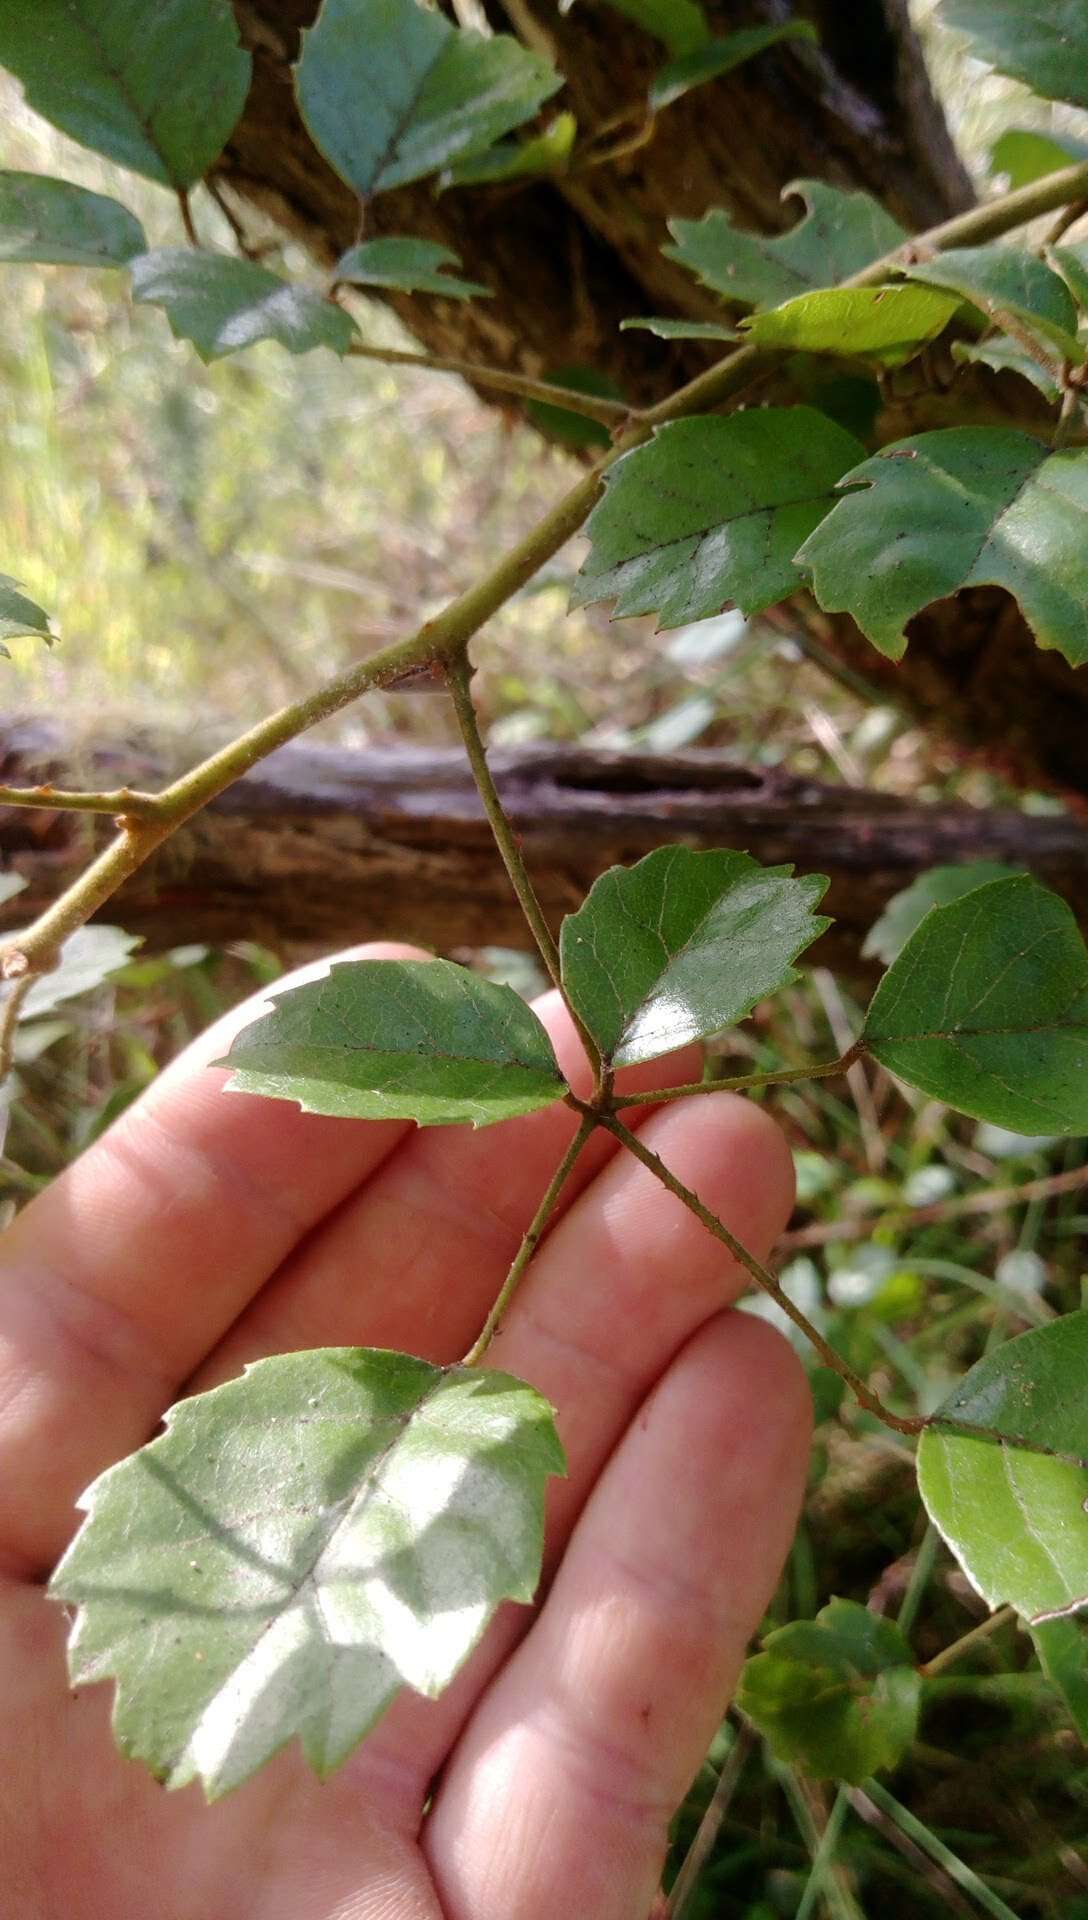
[900,246,1083,362]
[991,128,1088,190]
[739,1599,920,1784]
[572,408,866,627]
[862,875,1088,1136]
[295,0,561,199]
[335,236,489,299]
[50,1348,565,1796]
[618,315,737,340]
[440,111,576,188]
[665,180,906,311]
[1048,242,1088,319]
[598,0,709,58]
[1032,1616,1088,1740]
[218,956,565,1126]
[0,573,54,647]
[525,365,624,450]
[741,285,961,365]
[940,1,1088,111]
[0,0,251,190]
[559,846,829,1069]
[863,863,1025,966]
[951,335,1060,403]
[16,925,141,1019]
[0,172,146,267]
[131,250,356,362]
[649,21,818,110]
[931,1312,1088,1463]
[797,428,1088,668]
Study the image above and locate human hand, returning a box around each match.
[0,944,810,1920]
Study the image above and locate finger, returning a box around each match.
[189,998,702,1388]
[0,943,424,1576]
[426,1313,812,1920]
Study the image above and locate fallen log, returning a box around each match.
[2,725,1086,972]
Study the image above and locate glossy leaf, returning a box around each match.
[991,128,1088,190]
[0,0,251,190]
[572,408,865,627]
[900,246,1083,362]
[741,284,960,365]
[295,0,560,199]
[863,863,1024,966]
[940,1,1088,110]
[932,1312,1088,1463]
[559,846,829,1068]
[665,180,905,311]
[1032,1616,1088,1740]
[131,250,356,362]
[0,172,145,267]
[0,574,54,646]
[335,236,489,299]
[862,875,1088,1135]
[918,1428,1088,1622]
[739,1599,920,1783]
[50,1348,565,1796]
[441,112,575,188]
[649,21,817,110]
[598,0,709,57]
[218,956,565,1125]
[618,315,736,340]
[20,926,141,1020]
[798,428,1088,667]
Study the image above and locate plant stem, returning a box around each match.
[794,1785,853,1920]
[666,1722,755,1920]
[177,190,199,247]
[856,1779,1024,1920]
[612,1045,864,1109]
[0,784,163,816]
[462,1116,595,1365]
[896,1523,940,1643]
[346,339,632,423]
[0,974,33,1083]
[599,1113,926,1435]
[918,1605,1017,1680]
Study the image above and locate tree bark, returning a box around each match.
[4,725,1086,971]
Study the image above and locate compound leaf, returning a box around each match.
[741,284,960,365]
[798,428,1088,667]
[131,250,356,361]
[296,0,560,199]
[335,236,489,299]
[650,21,817,110]
[572,408,865,627]
[0,172,146,267]
[862,875,1088,1135]
[0,574,54,646]
[739,1598,920,1783]
[940,1,1088,110]
[900,245,1083,362]
[0,0,251,190]
[218,957,566,1126]
[560,846,829,1069]
[863,863,1024,966]
[50,1348,565,1797]
[665,180,905,311]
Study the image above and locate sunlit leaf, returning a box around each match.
[1031,1616,1088,1740]
[900,246,1083,363]
[598,0,709,58]
[218,956,566,1125]
[560,845,829,1068]
[741,284,960,365]
[798,428,1088,667]
[991,128,1088,190]
[131,250,356,362]
[335,236,489,299]
[665,180,906,311]
[649,21,817,110]
[0,0,251,189]
[0,574,54,647]
[0,172,146,267]
[440,112,576,188]
[18,925,141,1019]
[296,0,561,199]
[940,1,1088,110]
[863,863,1025,966]
[572,408,865,626]
[862,875,1088,1135]
[618,316,737,340]
[50,1349,565,1796]
[739,1599,920,1783]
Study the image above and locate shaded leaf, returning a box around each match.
[900,245,1083,362]
[559,845,829,1069]
[0,574,54,646]
[335,236,489,299]
[440,112,576,187]
[918,1429,1088,1622]
[131,250,356,362]
[932,1312,1088,1463]
[940,1,1088,110]
[572,408,865,627]
[991,128,1088,189]
[951,335,1060,403]
[0,172,145,267]
[740,284,960,365]
[797,427,1088,667]
[665,180,906,311]
[296,0,560,199]
[619,315,737,340]
[598,0,709,57]
[50,1348,565,1796]
[0,0,251,190]
[650,21,817,110]
[525,365,623,450]
[863,862,1025,966]
[1031,1616,1088,1740]
[739,1599,920,1783]
[862,875,1088,1136]
[218,956,565,1126]
[1048,241,1088,319]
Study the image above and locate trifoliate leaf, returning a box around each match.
[740,285,961,365]
[899,246,1083,363]
[1031,1616,1088,1740]
[991,128,1088,190]
[0,574,54,646]
[440,112,576,188]
[218,957,566,1126]
[618,316,737,340]
[862,875,1088,1135]
[797,428,1088,667]
[940,1,1088,111]
[131,250,356,362]
[598,0,709,58]
[19,925,141,1019]
[649,21,817,110]
[559,846,829,1068]
[863,863,1025,966]
[0,173,146,267]
[0,0,251,190]
[50,1349,565,1796]
[931,1312,1088,1463]
[572,408,865,627]
[738,1599,920,1784]
[295,0,561,199]
[335,236,489,299]
[665,180,906,311]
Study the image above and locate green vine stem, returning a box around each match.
[0,784,162,816]
[611,1044,865,1109]
[917,1605,1017,1680]
[346,339,632,423]
[462,1114,595,1365]
[854,1780,1022,1920]
[0,973,34,1084]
